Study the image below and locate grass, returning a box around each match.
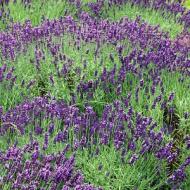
[76,146,167,190]
[184,0,190,9]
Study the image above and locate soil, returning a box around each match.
[176,34,190,48]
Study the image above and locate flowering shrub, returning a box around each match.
[0,0,190,189]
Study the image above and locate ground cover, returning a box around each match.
[0,1,190,190]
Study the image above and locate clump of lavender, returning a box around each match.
[88,1,104,17]
[0,141,101,189]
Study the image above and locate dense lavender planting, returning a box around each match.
[0,0,190,190]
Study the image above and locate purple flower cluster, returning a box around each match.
[108,0,190,29]
[87,1,104,17]
[168,156,190,186]
[0,141,102,189]
[0,95,188,172]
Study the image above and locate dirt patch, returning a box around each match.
[176,33,190,48]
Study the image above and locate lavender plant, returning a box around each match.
[0,0,190,190]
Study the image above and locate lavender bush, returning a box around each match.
[0,0,190,189]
